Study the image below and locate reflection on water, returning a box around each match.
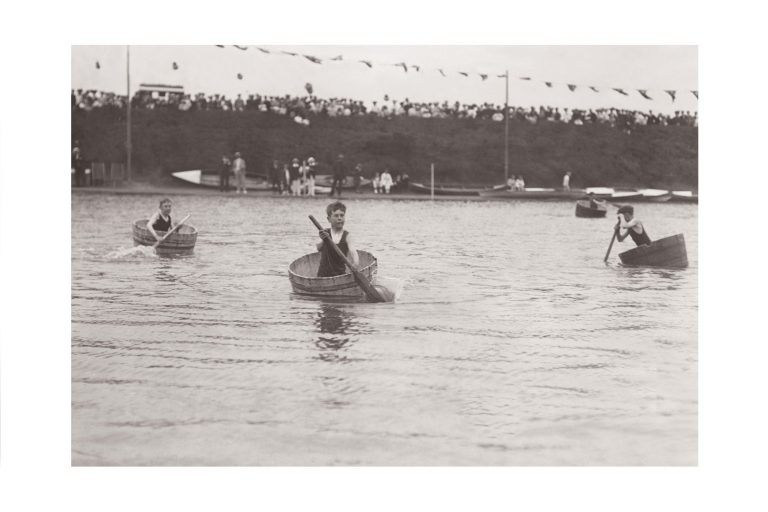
[314,305,358,362]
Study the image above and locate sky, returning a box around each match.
[71,45,698,115]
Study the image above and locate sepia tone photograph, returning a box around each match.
[69,44,698,466]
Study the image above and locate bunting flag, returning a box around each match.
[589,86,599,93]
[257,47,270,54]
[305,83,313,94]
[519,77,531,80]
[395,62,408,72]
[480,74,488,81]
[613,88,628,96]
[458,72,469,77]
[665,90,677,102]
[359,60,373,68]
[384,94,389,101]
[691,90,698,99]
[172,62,179,70]
[545,82,552,88]
[438,69,445,76]
[234,45,248,51]
[497,74,506,78]
[638,89,652,100]
[331,55,343,61]
[411,65,420,72]
[567,84,577,92]
[282,51,298,57]
[95,61,100,70]
[237,73,243,80]
[215,45,225,48]
[304,55,322,64]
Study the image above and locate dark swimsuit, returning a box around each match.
[317,229,349,277]
[628,225,651,246]
[152,214,172,232]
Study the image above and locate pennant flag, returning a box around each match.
[459,72,469,77]
[234,45,248,51]
[438,69,446,77]
[95,61,100,70]
[497,74,506,78]
[567,84,577,92]
[303,55,322,64]
[305,83,313,94]
[215,45,225,48]
[359,60,373,68]
[256,47,270,54]
[589,86,599,93]
[395,62,408,72]
[331,55,343,61]
[411,65,420,72]
[237,73,243,80]
[638,89,652,100]
[519,76,531,80]
[545,82,552,88]
[613,88,628,96]
[384,94,389,101]
[665,90,677,102]
[691,90,698,99]
[480,74,488,81]
[282,51,298,56]
[172,62,179,70]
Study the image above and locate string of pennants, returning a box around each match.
[94,47,699,102]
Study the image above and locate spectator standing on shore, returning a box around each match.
[219,154,232,192]
[233,152,247,194]
[330,153,347,197]
[372,171,381,194]
[269,159,282,194]
[289,157,302,196]
[514,175,525,191]
[72,140,83,187]
[506,176,514,191]
[306,157,317,196]
[562,171,572,191]
[380,168,394,194]
[353,164,363,193]
[282,163,290,195]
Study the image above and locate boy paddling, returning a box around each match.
[147,198,177,242]
[316,201,359,277]
[614,205,651,246]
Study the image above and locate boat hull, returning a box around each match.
[172,169,270,191]
[480,188,586,199]
[132,219,198,255]
[288,250,378,301]
[618,234,688,268]
[575,200,607,217]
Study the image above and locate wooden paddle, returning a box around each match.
[153,214,191,249]
[309,215,385,303]
[604,219,620,262]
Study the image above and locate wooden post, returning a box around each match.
[504,70,509,184]
[126,45,132,182]
[430,162,434,201]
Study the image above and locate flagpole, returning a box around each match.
[504,70,509,184]
[126,45,132,182]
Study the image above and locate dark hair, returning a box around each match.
[326,201,346,216]
[617,205,634,215]
[159,197,172,207]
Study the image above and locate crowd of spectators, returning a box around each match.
[72,88,698,130]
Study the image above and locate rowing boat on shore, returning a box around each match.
[288,250,378,301]
[409,182,506,196]
[618,234,688,268]
[172,169,270,190]
[479,187,586,199]
[637,189,673,203]
[669,191,699,203]
[575,199,608,217]
[314,174,372,189]
[132,219,198,255]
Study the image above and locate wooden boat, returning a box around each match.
[575,199,607,217]
[669,191,699,203]
[288,250,378,301]
[618,234,688,268]
[410,182,506,196]
[637,189,673,203]
[172,169,270,191]
[132,219,198,255]
[479,187,586,199]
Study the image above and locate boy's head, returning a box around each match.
[326,201,347,230]
[617,205,634,220]
[159,198,172,216]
